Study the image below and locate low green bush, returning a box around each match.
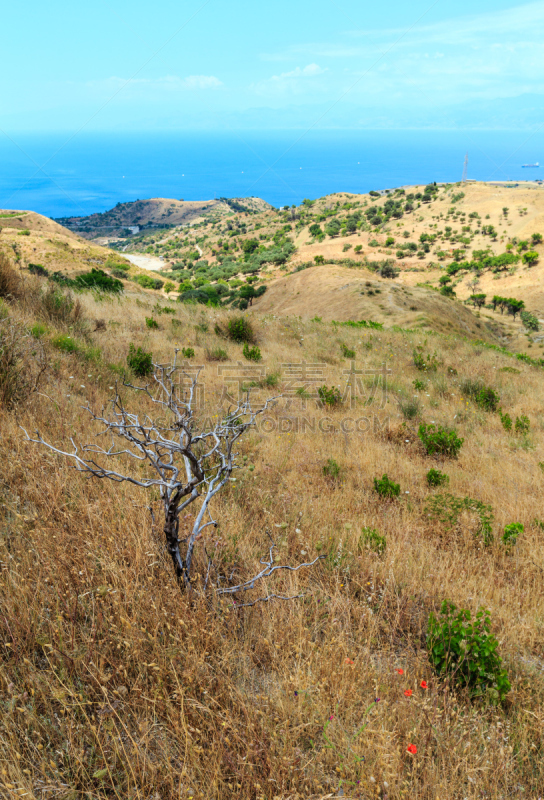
[461,378,499,412]
[341,343,356,358]
[424,493,493,545]
[51,334,80,354]
[323,458,341,480]
[499,409,512,432]
[30,322,48,339]
[373,474,400,499]
[181,347,195,359]
[243,342,262,362]
[427,600,510,703]
[399,396,421,420]
[413,348,438,371]
[318,385,342,407]
[426,468,449,487]
[503,522,523,546]
[206,347,229,362]
[418,423,464,458]
[145,317,159,329]
[127,344,153,377]
[515,414,530,434]
[227,316,255,343]
[360,526,386,554]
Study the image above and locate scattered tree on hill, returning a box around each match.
[523,251,539,266]
[470,293,487,309]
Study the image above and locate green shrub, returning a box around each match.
[227,316,255,343]
[206,347,229,362]
[418,423,464,458]
[28,263,48,277]
[413,348,438,371]
[323,458,341,480]
[127,344,153,377]
[399,396,421,420]
[424,493,493,545]
[30,322,47,339]
[515,414,530,434]
[427,600,510,703]
[413,378,427,391]
[503,522,523,546]
[373,474,400,499]
[137,274,164,291]
[340,343,356,358]
[499,409,512,432]
[243,342,262,362]
[426,468,449,487]
[181,347,195,359]
[461,378,499,412]
[145,317,159,329]
[318,385,342,407]
[51,334,80,354]
[360,526,386,554]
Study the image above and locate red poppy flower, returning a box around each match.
[407,744,417,755]
[395,668,404,675]
[404,689,413,697]
[420,680,428,689]
[345,658,354,665]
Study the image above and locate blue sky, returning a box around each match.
[2,0,544,130]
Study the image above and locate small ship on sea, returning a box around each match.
[522,162,539,168]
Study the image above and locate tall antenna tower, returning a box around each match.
[462,152,468,183]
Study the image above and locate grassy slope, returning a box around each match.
[0,251,543,799]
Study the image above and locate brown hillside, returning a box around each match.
[253,264,502,341]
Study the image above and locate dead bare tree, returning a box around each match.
[23,352,322,599]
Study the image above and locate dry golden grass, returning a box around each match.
[0,257,543,799]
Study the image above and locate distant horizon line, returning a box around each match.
[3,126,544,135]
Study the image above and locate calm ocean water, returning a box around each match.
[0,130,542,218]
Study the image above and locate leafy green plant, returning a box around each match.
[30,322,47,339]
[413,348,438,371]
[145,316,159,329]
[360,526,386,554]
[427,600,510,703]
[227,316,255,343]
[399,396,421,420]
[515,414,530,434]
[424,493,494,545]
[418,423,464,458]
[318,385,342,407]
[373,474,400,499]
[413,378,427,391]
[461,378,499,412]
[206,347,229,362]
[181,347,195,359]
[502,522,523,546]
[426,468,449,487]
[243,342,262,362]
[127,344,153,377]
[323,458,341,480]
[499,409,512,432]
[340,343,356,358]
[51,334,80,354]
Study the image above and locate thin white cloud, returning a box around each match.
[271,63,327,81]
[86,75,222,91]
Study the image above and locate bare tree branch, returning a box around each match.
[22,357,322,601]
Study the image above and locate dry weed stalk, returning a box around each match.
[23,351,322,598]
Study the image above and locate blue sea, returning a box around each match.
[1,129,543,219]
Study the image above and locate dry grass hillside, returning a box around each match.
[0,249,543,800]
[251,264,503,342]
